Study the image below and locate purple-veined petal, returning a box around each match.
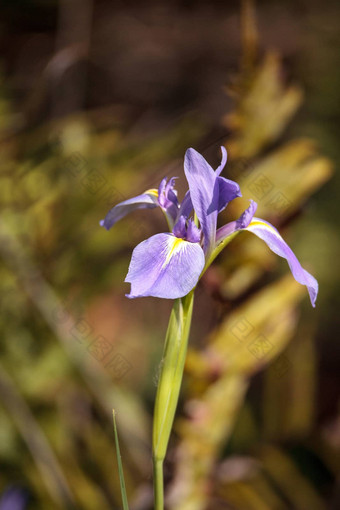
[246,218,318,307]
[177,190,193,220]
[173,215,186,239]
[215,147,242,211]
[184,148,219,255]
[158,177,179,224]
[186,219,201,243]
[165,178,179,207]
[173,216,201,243]
[216,200,318,307]
[100,190,158,230]
[125,233,205,299]
[236,200,258,229]
[178,149,240,224]
[215,146,228,176]
[157,177,180,229]
[217,176,242,212]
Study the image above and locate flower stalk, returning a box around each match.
[152,291,194,509]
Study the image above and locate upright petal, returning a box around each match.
[176,190,193,221]
[172,215,187,239]
[100,190,158,230]
[186,219,201,243]
[246,218,318,307]
[173,216,201,243]
[184,148,219,255]
[125,233,205,299]
[158,177,179,226]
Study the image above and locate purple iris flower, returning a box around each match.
[0,487,28,510]
[100,147,318,306]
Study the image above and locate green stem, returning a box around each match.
[152,291,194,509]
[153,458,164,510]
[204,232,239,274]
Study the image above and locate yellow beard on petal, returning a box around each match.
[144,188,158,197]
[163,237,186,268]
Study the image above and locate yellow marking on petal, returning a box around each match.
[248,219,277,233]
[144,188,158,197]
[163,237,186,268]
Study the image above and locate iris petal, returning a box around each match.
[237,200,258,229]
[246,218,318,307]
[158,177,179,227]
[215,146,228,176]
[176,190,193,220]
[183,147,242,254]
[216,200,257,243]
[216,201,318,307]
[184,148,219,255]
[217,175,242,212]
[172,216,187,239]
[186,219,201,243]
[100,190,158,230]
[125,233,205,299]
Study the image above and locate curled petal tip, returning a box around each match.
[100,218,111,230]
[235,200,258,229]
[216,146,228,175]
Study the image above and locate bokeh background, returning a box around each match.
[0,1,339,509]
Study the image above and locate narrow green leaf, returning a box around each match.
[112,410,130,510]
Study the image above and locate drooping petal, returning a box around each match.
[125,233,205,299]
[184,148,219,255]
[100,190,158,230]
[246,218,318,307]
[216,200,318,307]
